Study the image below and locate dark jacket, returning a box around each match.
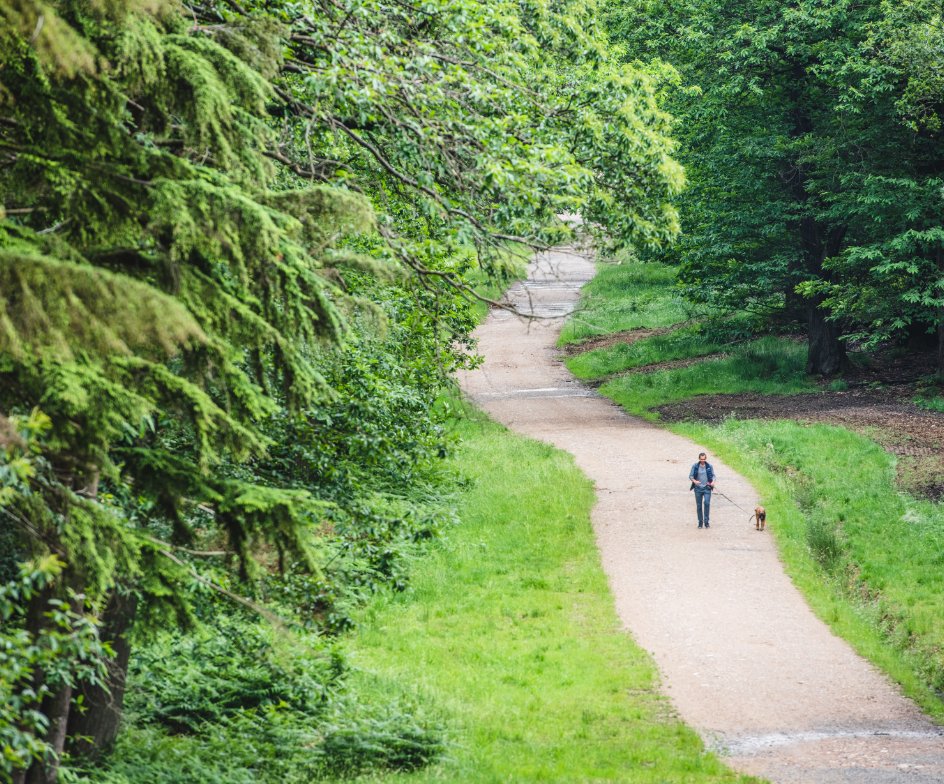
[689,461,714,491]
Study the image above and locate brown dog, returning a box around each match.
[751,506,767,531]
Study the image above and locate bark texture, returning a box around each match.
[67,591,138,759]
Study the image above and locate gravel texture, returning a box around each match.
[457,248,944,783]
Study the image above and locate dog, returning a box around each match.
[750,505,767,531]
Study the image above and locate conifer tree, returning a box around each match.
[0,1,683,776]
[1,3,369,777]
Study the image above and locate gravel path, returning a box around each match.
[457,248,944,783]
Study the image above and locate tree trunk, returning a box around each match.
[23,468,104,781]
[937,306,944,377]
[785,73,848,376]
[25,684,73,784]
[22,590,83,784]
[66,591,138,759]
[937,250,944,377]
[807,297,847,376]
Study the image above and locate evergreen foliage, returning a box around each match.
[0,0,684,778]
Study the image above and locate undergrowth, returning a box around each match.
[76,598,446,783]
[914,394,944,414]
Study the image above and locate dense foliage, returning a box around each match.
[608,0,944,375]
[0,0,682,779]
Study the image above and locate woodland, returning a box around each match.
[0,0,941,782]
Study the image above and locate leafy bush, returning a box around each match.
[316,691,445,777]
[127,618,344,734]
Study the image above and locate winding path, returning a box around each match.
[457,248,944,783]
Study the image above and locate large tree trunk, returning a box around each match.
[21,469,106,782]
[25,684,73,784]
[807,297,847,376]
[937,252,944,377]
[800,221,848,376]
[937,307,944,377]
[785,75,848,375]
[20,590,83,784]
[66,591,138,760]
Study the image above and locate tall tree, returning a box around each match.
[0,0,683,777]
[608,0,944,374]
[806,0,944,372]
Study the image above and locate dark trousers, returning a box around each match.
[694,488,711,526]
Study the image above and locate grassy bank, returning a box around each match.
[676,419,944,720]
[350,408,757,783]
[563,254,944,721]
[599,337,816,417]
[566,324,727,381]
[558,254,690,345]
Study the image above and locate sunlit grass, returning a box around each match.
[558,256,690,345]
[351,409,760,783]
[600,337,815,418]
[565,324,731,380]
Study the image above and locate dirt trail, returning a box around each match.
[457,248,944,783]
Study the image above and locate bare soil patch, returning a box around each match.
[562,325,676,354]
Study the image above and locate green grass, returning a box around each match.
[349,409,759,783]
[561,253,944,721]
[673,419,944,720]
[565,324,732,381]
[558,256,690,346]
[914,394,944,413]
[600,337,816,418]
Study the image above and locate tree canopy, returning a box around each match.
[0,0,683,779]
[608,0,944,374]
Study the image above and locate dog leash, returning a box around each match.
[711,488,751,514]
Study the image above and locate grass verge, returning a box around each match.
[349,407,759,783]
[599,337,816,418]
[565,324,729,381]
[558,254,690,346]
[673,419,944,721]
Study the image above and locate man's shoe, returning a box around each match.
[705,523,710,528]
[697,524,703,528]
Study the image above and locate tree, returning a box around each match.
[1,0,684,777]
[1,3,367,778]
[608,0,944,375]
[806,0,944,373]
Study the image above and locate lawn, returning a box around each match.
[557,255,690,346]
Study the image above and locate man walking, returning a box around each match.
[688,452,715,528]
